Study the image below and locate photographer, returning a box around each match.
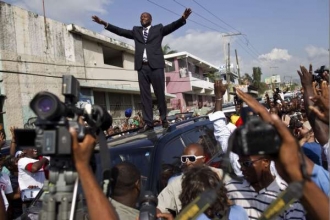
[236,88,329,219]
[70,128,119,220]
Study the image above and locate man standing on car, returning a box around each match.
[92,9,192,133]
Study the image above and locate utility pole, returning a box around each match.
[222,32,242,102]
[235,49,241,84]
[269,66,278,90]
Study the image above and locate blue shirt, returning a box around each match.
[196,205,248,220]
[312,164,330,195]
[302,142,322,165]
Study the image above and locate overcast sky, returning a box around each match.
[5,0,329,82]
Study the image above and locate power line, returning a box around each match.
[191,0,262,58]
[147,0,260,62]
[147,0,220,33]
[172,0,230,32]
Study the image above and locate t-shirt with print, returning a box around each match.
[18,157,46,191]
[0,173,13,210]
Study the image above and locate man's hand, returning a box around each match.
[70,128,96,169]
[309,81,330,123]
[297,65,313,88]
[182,8,192,20]
[92,15,107,26]
[214,80,227,98]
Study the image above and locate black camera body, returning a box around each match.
[139,191,164,220]
[314,65,329,83]
[15,75,112,157]
[228,117,282,156]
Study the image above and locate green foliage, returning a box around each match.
[162,44,177,55]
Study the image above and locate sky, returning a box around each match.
[5,0,329,83]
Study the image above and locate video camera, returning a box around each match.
[15,75,112,157]
[228,117,282,156]
[314,65,329,83]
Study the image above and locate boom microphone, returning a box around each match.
[259,181,304,220]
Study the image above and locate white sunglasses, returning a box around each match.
[181,155,205,163]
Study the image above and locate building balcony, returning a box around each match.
[189,72,214,95]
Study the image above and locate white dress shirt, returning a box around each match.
[142,25,151,62]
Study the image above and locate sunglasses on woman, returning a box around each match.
[181,155,205,163]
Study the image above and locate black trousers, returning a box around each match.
[138,64,167,126]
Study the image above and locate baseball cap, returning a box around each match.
[15,150,23,158]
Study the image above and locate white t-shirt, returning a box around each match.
[18,157,46,191]
[0,173,13,210]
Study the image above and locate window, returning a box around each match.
[165,58,175,72]
[93,91,106,109]
[184,94,193,106]
[102,46,123,67]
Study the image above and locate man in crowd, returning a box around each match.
[157,143,230,215]
[92,8,192,133]
[234,86,329,219]
[18,147,48,209]
[0,158,13,212]
[109,161,141,220]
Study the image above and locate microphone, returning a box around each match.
[259,181,304,220]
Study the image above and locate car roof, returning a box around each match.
[94,116,213,151]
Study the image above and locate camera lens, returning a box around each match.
[38,97,53,113]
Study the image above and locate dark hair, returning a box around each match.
[111,161,141,197]
[179,166,230,218]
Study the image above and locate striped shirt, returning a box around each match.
[225,176,305,220]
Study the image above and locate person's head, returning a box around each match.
[23,147,38,159]
[297,121,313,140]
[198,102,203,109]
[235,103,242,114]
[269,107,279,115]
[180,166,230,218]
[181,143,205,170]
[140,12,152,27]
[114,126,121,134]
[238,155,272,186]
[110,162,141,202]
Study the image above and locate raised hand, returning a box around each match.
[309,81,330,123]
[214,80,227,98]
[92,15,107,26]
[182,8,192,20]
[297,65,313,88]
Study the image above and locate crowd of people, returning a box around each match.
[0,64,328,220]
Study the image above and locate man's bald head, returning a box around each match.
[140,12,152,27]
[183,143,204,156]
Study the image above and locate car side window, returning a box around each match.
[158,137,185,192]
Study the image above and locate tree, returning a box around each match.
[162,44,177,55]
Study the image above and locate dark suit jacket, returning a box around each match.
[105,17,186,70]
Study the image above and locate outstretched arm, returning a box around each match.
[162,8,192,36]
[92,15,134,39]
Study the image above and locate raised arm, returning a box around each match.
[298,65,329,145]
[71,128,119,220]
[162,8,191,36]
[92,15,134,39]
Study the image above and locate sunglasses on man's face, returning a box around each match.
[180,155,205,163]
[239,158,264,168]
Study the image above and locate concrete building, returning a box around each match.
[164,52,218,111]
[0,1,174,136]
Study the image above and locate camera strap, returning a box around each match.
[98,131,112,197]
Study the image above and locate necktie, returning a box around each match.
[143,28,148,42]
